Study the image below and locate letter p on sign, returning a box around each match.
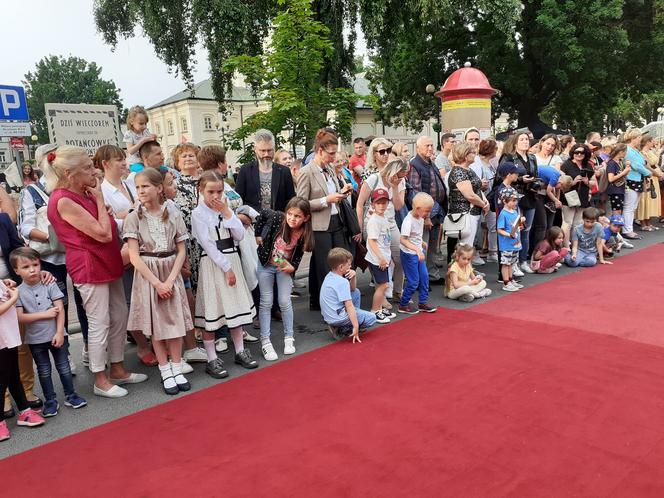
[0,85,29,121]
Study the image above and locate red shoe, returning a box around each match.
[0,421,10,441]
[16,408,45,427]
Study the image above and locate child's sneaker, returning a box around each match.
[261,342,278,361]
[418,303,437,313]
[512,264,525,277]
[235,350,258,369]
[284,337,296,355]
[397,303,419,314]
[459,294,475,302]
[42,399,59,418]
[622,240,634,249]
[374,310,391,323]
[511,281,524,289]
[16,408,45,427]
[64,393,87,409]
[479,288,492,298]
[0,421,9,441]
[206,358,229,379]
[381,308,397,319]
[502,281,520,292]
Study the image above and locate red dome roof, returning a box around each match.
[436,62,496,100]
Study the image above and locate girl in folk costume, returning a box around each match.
[192,171,258,376]
[124,169,193,395]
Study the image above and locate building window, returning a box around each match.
[203,115,213,131]
[167,120,174,135]
[181,118,188,133]
[0,150,6,163]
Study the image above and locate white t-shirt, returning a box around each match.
[399,212,424,254]
[364,172,406,227]
[101,179,136,231]
[365,213,392,265]
[123,128,153,166]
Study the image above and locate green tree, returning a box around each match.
[93,0,359,111]
[223,0,357,162]
[23,55,124,143]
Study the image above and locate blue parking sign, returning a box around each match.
[0,85,29,121]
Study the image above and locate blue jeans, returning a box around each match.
[257,263,294,341]
[400,251,429,306]
[328,288,377,333]
[29,340,75,401]
[565,248,597,267]
[519,208,536,262]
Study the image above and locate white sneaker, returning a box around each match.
[486,253,498,262]
[512,263,524,277]
[215,338,228,353]
[555,262,563,268]
[284,337,296,355]
[243,330,259,343]
[472,255,486,266]
[261,342,278,361]
[183,347,208,363]
[502,281,520,292]
[459,294,475,302]
[480,288,492,297]
[622,240,634,249]
[520,261,534,274]
[512,281,524,289]
[174,360,194,374]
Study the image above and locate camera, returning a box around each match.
[529,179,545,191]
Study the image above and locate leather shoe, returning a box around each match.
[3,407,15,419]
[27,397,43,410]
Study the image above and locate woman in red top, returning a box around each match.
[46,146,147,398]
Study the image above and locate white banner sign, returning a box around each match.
[0,122,31,137]
[45,103,121,155]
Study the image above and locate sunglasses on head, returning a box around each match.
[376,148,392,156]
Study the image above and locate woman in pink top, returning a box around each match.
[46,146,148,398]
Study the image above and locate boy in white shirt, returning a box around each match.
[398,192,437,314]
[365,188,396,323]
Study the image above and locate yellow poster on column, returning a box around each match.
[442,99,491,111]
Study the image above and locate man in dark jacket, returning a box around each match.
[236,129,295,212]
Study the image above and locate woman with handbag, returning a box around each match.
[296,128,352,311]
[355,157,408,304]
[499,132,539,274]
[622,128,652,239]
[445,142,489,264]
[560,144,594,245]
[636,136,663,231]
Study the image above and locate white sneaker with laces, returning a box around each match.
[622,240,634,249]
[472,255,486,266]
[183,347,208,363]
[284,337,296,355]
[512,280,524,289]
[512,263,524,277]
[502,281,519,292]
[215,338,228,353]
[174,360,194,374]
[520,261,534,274]
[243,330,259,343]
[261,342,278,361]
[374,311,391,324]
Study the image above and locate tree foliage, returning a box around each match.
[360,0,664,135]
[223,0,357,162]
[23,55,124,143]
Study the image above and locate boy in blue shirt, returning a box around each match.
[320,248,377,343]
[565,208,612,267]
[496,187,526,292]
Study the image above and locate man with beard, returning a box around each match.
[236,129,295,212]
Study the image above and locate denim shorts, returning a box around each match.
[368,263,390,284]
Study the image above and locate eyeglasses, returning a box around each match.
[573,150,585,155]
[376,148,392,156]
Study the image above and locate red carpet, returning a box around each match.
[4,245,664,497]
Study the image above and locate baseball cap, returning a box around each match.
[371,188,390,203]
[498,162,518,176]
[500,186,523,201]
[609,214,625,226]
[34,144,58,167]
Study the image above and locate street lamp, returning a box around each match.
[30,134,39,161]
[426,84,441,148]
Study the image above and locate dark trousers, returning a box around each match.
[0,347,29,421]
[310,215,348,308]
[41,261,89,343]
[532,195,556,257]
[446,236,458,264]
[29,341,74,401]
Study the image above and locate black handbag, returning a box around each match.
[337,198,361,239]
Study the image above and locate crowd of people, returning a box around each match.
[1,103,663,442]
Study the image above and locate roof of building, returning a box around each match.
[149,75,374,110]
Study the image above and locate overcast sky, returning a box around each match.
[5,0,209,108]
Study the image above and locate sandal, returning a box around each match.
[138,351,158,367]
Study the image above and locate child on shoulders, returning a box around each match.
[445,244,491,302]
[124,106,157,172]
[320,248,377,342]
[565,207,612,267]
[398,192,437,314]
[12,248,87,417]
[530,226,569,273]
[365,188,396,323]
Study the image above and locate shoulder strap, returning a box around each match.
[122,180,135,204]
[27,183,49,208]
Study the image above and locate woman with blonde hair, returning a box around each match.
[622,128,652,239]
[391,142,411,162]
[635,135,663,230]
[362,137,393,180]
[46,146,147,398]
